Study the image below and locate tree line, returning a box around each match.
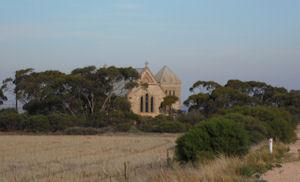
[184,80,300,118]
[0,66,299,137]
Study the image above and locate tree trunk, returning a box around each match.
[100,93,112,112]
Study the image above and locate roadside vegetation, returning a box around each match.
[147,142,289,182]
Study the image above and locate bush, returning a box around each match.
[0,109,25,131]
[88,112,106,128]
[138,115,187,133]
[223,113,268,144]
[115,122,132,132]
[47,112,77,132]
[176,117,250,162]
[24,115,51,132]
[223,106,296,143]
[64,127,99,135]
[177,111,205,126]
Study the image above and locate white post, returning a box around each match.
[269,138,273,154]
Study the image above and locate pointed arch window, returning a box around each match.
[140,96,144,112]
[151,96,154,112]
[145,94,149,112]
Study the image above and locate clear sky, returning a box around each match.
[0,0,300,103]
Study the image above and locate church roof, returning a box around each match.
[155,66,181,84]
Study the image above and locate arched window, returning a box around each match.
[145,94,149,112]
[151,96,154,112]
[140,96,144,112]
[169,90,172,96]
[173,90,176,96]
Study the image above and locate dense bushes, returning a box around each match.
[223,113,268,144]
[64,127,99,135]
[176,117,250,162]
[0,105,297,141]
[24,115,51,132]
[0,109,83,133]
[138,115,188,133]
[222,106,296,143]
[175,106,297,163]
[0,109,25,131]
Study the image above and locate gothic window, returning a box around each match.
[173,90,176,96]
[145,94,149,112]
[169,90,172,96]
[151,96,154,112]
[140,96,144,112]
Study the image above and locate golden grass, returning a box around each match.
[0,134,178,182]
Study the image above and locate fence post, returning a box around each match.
[269,138,273,154]
[166,149,171,166]
[124,162,130,181]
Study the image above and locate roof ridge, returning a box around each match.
[155,66,181,84]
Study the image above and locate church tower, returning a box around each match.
[155,66,181,110]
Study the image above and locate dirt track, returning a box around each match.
[263,125,300,182]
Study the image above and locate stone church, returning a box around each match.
[127,64,181,117]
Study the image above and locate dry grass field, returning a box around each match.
[0,134,178,182]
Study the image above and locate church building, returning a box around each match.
[127,64,181,117]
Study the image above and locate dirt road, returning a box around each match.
[263,125,300,182]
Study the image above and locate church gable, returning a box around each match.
[140,67,158,85]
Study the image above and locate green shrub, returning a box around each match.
[0,109,25,131]
[47,112,76,131]
[154,121,187,133]
[88,112,106,128]
[176,117,250,162]
[138,115,187,133]
[223,106,296,143]
[25,115,51,132]
[177,111,205,126]
[223,113,268,144]
[115,122,132,132]
[64,127,99,135]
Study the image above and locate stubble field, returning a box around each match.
[0,134,178,182]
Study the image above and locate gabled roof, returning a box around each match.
[155,66,181,84]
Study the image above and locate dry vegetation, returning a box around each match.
[0,133,292,182]
[0,134,178,182]
[147,142,290,182]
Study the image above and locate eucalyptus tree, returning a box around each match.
[160,95,179,114]
[15,66,139,116]
[3,68,34,112]
[185,79,300,117]
[0,86,7,105]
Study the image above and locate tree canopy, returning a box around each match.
[185,80,300,117]
[3,66,139,116]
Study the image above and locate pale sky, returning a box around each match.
[0,0,300,104]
